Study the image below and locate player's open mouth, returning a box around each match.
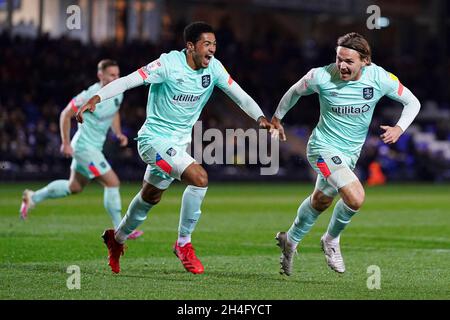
[340,70,351,77]
[204,54,213,65]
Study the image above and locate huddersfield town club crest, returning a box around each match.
[201,75,211,88]
[331,156,342,165]
[363,87,374,100]
[166,147,177,157]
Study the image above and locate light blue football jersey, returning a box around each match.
[136,49,233,145]
[70,82,124,151]
[303,63,405,155]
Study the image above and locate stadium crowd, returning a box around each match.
[1,18,449,182]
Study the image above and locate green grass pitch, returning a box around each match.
[0,182,449,299]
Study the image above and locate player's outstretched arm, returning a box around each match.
[219,80,275,133]
[273,84,302,122]
[271,71,317,142]
[76,71,145,123]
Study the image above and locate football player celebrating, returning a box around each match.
[76,22,274,274]
[272,32,420,276]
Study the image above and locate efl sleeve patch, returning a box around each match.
[388,72,403,96]
[303,69,317,91]
[397,81,404,96]
[143,59,162,75]
[138,67,148,80]
[70,99,78,112]
[139,58,165,83]
[227,75,234,86]
[71,92,88,110]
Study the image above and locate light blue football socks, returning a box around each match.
[31,180,71,203]
[31,180,123,230]
[287,196,321,246]
[115,192,153,243]
[104,187,122,229]
[178,185,208,244]
[326,199,358,238]
[115,185,207,245]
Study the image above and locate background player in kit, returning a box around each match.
[20,59,143,240]
[271,32,421,275]
[76,22,275,274]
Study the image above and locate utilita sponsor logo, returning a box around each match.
[173,94,201,102]
[331,104,371,115]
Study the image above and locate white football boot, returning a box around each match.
[320,234,346,273]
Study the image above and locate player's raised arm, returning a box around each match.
[271,69,318,141]
[220,79,273,128]
[76,57,168,123]
[379,72,421,144]
[75,70,144,123]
